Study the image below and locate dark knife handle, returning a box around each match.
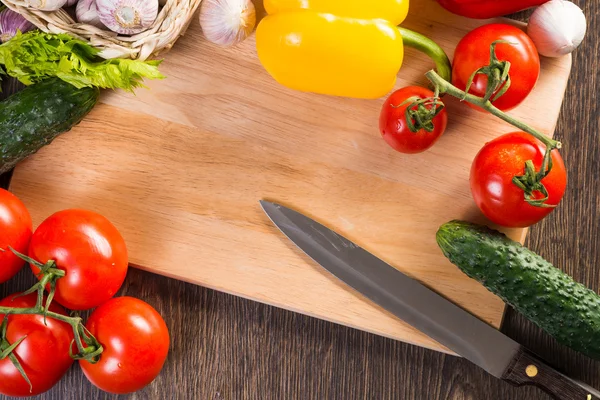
[503,348,600,399]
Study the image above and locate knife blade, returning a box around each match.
[260,200,600,400]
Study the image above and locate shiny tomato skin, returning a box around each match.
[470,132,567,227]
[0,189,32,283]
[379,86,448,154]
[80,297,170,394]
[452,24,540,112]
[0,293,74,397]
[28,209,128,310]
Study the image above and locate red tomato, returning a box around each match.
[452,24,540,112]
[80,297,170,394]
[470,132,567,227]
[0,293,74,397]
[379,86,448,154]
[0,189,32,283]
[28,209,128,310]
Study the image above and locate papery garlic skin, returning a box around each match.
[96,0,158,35]
[527,0,587,58]
[26,0,68,11]
[0,8,35,42]
[199,0,256,47]
[76,0,105,28]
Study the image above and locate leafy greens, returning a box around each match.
[0,31,165,92]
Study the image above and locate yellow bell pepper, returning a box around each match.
[257,13,404,99]
[263,0,410,26]
[256,0,452,100]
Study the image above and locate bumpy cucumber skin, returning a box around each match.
[437,220,600,360]
[0,78,99,174]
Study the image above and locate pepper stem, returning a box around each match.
[398,27,452,84]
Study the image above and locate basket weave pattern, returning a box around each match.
[2,0,203,60]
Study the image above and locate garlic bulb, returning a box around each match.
[527,0,587,58]
[76,0,105,28]
[65,0,79,6]
[25,0,68,11]
[199,0,256,47]
[0,8,35,42]
[96,0,158,35]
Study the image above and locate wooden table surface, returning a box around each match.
[1,2,598,398]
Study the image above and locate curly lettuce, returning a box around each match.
[0,31,165,92]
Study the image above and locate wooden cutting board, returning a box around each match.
[8,0,571,354]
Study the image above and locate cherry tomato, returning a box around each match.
[0,293,74,397]
[28,209,128,310]
[379,86,448,154]
[0,189,32,283]
[80,297,170,394]
[470,132,567,227]
[452,24,540,112]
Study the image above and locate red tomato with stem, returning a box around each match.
[453,24,540,112]
[80,297,170,394]
[0,293,74,397]
[379,86,448,154]
[28,209,128,310]
[470,132,567,227]
[0,189,32,283]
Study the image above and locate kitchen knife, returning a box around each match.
[260,200,600,400]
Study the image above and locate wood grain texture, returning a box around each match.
[6,0,571,355]
[1,1,598,400]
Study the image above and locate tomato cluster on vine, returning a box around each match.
[0,189,170,396]
[378,23,567,228]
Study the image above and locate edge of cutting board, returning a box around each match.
[7,6,573,354]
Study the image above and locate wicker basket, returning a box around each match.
[2,0,203,60]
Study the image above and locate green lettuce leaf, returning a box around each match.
[0,31,165,92]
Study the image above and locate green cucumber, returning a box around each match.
[436,220,600,360]
[0,78,99,175]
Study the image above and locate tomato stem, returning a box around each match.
[512,147,557,208]
[426,69,562,208]
[0,304,103,355]
[0,248,105,388]
[0,316,32,392]
[425,69,562,150]
[464,40,514,104]
[398,95,446,133]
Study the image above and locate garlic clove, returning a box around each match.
[96,0,158,35]
[25,0,68,11]
[76,0,106,28]
[0,8,35,42]
[527,0,587,58]
[199,0,256,47]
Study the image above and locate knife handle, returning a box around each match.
[502,348,600,400]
